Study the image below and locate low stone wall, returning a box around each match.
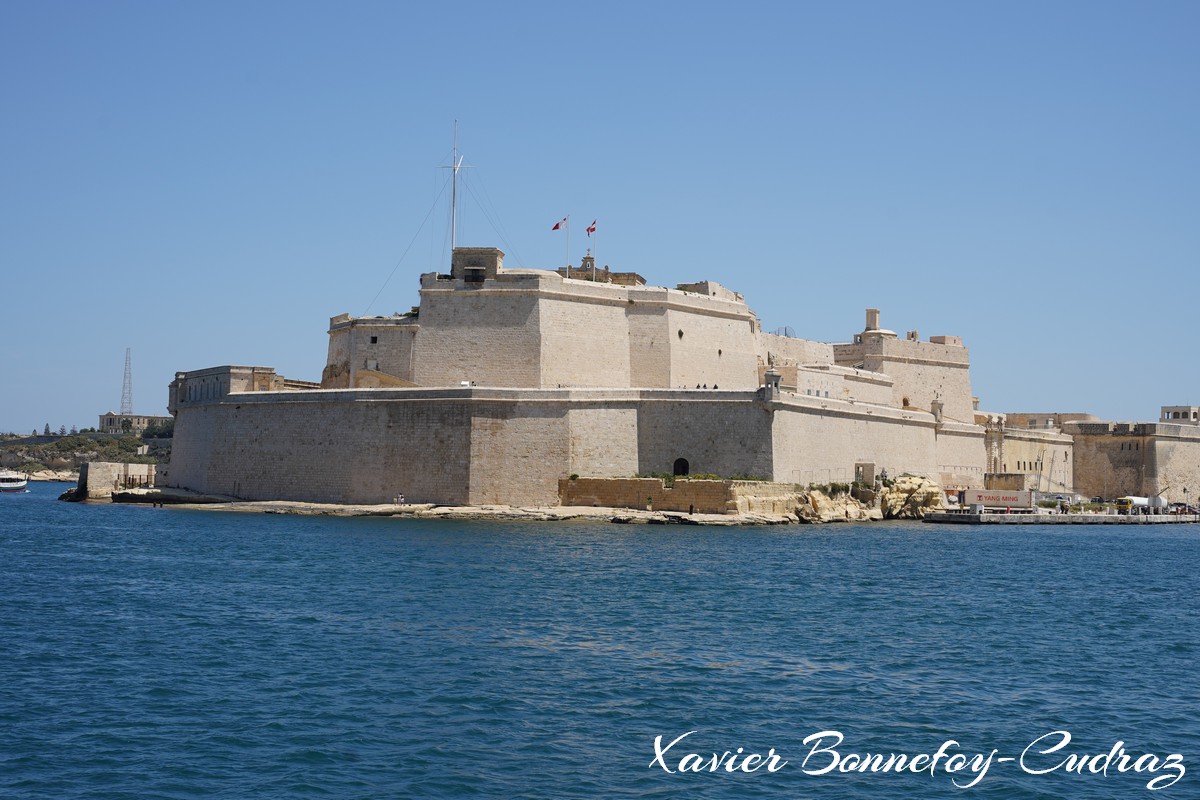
[560,477,738,514]
[559,477,818,515]
[728,481,808,515]
[79,462,157,500]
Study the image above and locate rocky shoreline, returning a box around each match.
[27,470,79,482]
[93,476,949,526]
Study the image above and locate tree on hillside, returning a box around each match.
[70,425,78,435]
[58,425,67,436]
[43,424,50,435]
[120,418,133,433]
[32,428,37,435]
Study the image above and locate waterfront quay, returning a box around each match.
[925,512,1200,525]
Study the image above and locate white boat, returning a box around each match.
[0,470,29,492]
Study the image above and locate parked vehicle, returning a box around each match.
[1116,496,1169,515]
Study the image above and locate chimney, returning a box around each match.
[865,308,880,331]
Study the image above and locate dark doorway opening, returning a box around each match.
[673,458,690,476]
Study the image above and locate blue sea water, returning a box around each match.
[1,482,1197,799]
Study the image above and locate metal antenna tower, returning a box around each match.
[120,348,134,415]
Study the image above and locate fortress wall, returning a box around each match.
[80,462,157,500]
[842,370,894,405]
[410,290,542,387]
[167,388,647,507]
[1067,422,1200,501]
[1067,425,1150,498]
[324,321,419,388]
[1149,425,1200,502]
[538,294,632,387]
[990,428,1073,492]
[567,405,640,479]
[866,338,974,423]
[771,401,939,485]
[627,303,672,388]
[468,403,571,505]
[358,325,417,383]
[167,395,475,504]
[166,404,218,491]
[758,333,835,367]
[934,422,988,488]
[559,477,735,513]
[789,366,842,399]
[667,307,759,389]
[778,366,894,405]
[831,342,864,366]
[324,325,351,387]
[635,395,774,478]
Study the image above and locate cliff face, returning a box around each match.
[880,475,947,519]
[795,489,883,523]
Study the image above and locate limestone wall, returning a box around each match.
[1067,421,1200,501]
[399,269,763,390]
[869,336,974,423]
[167,387,777,506]
[537,292,632,388]
[666,307,758,389]
[834,326,974,424]
[323,317,418,388]
[469,403,569,505]
[634,393,774,478]
[758,332,834,368]
[169,390,477,504]
[170,366,318,411]
[410,287,543,387]
[627,303,672,388]
[1150,424,1200,503]
[559,477,736,513]
[771,397,941,485]
[989,427,1074,493]
[772,365,893,406]
[566,404,640,478]
[1067,423,1152,498]
[166,374,982,509]
[935,421,988,488]
[79,462,157,500]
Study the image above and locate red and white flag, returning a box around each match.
[551,216,568,231]
[586,220,597,237]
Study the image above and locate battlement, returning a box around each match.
[169,366,319,412]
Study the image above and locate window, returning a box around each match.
[370,336,378,344]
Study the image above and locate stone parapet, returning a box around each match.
[78,462,157,500]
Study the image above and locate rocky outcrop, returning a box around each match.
[28,469,79,482]
[795,489,884,523]
[879,475,946,519]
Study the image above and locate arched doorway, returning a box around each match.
[673,458,690,476]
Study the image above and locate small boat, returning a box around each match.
[0,470,29,492]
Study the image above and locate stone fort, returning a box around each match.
[163,247,1197,507]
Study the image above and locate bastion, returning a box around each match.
[164,247,993,507]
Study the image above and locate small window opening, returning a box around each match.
[673,458,690,476]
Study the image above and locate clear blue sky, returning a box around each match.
[2,1,1196,433]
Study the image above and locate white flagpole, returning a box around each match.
[565,215,570,272]
[593,225,598,282]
